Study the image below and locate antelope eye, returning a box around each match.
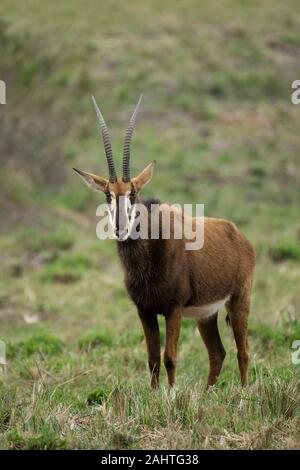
[105,192,112,204]
[129,191,136,205]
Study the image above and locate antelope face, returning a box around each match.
[73,93,155,242]
[74,164,155,241]
[105,180,137,241]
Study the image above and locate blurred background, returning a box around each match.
[0,0,300,450]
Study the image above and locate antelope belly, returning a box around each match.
[182,297,230,320]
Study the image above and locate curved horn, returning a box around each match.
[92,96,117,183]
[122,94,143,182]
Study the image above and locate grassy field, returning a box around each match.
[0,0,300,449]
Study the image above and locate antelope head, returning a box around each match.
[74,95,156,241]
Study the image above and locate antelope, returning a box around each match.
[74,95,256,389]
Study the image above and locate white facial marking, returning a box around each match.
[107,191,117,234]
[108,191,137,241]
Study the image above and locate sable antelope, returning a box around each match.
[74,96,256,389]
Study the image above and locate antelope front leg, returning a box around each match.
[164,310,181,387]
[138,310,161,389]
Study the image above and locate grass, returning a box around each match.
[40,253,91,283]
[8,333,64,359]
[0,0,300,450]
[269,240,300,262]
[78,331,114,351]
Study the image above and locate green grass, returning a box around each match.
[6,429,67,450]
[87,388,111,406]
[78,331,114,351]
[8,333,64,359]
[40,253,91,283]
[1,0,300,450]
[269,240,300,262]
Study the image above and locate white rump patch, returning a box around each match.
[182,296,230,320]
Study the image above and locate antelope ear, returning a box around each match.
[73,168,108,192]
[132,160,156,192]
